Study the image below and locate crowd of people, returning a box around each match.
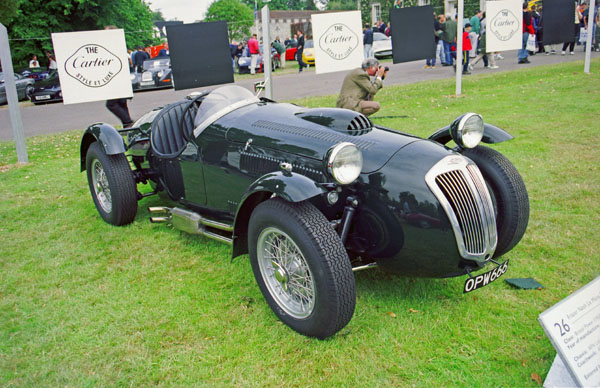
[425,1,599,74]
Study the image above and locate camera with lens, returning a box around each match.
[380,66,390,80]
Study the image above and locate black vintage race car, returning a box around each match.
[80,85,529,339]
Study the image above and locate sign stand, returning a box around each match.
[584,0,596,73]
[261,5,273,100]
[538,276,600,387]
[456,0,464,96]
[0,23,29,163]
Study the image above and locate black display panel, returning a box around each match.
[390,6,436,64]
[166,21,234,91]
[542,0,576,45]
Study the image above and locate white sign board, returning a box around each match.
[539,276,600,387]
[485,0,523,53]
[51,29,133,104]
[311,11,363,75]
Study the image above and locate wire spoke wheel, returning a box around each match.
[257,227,315,319]
[91,158,112,213]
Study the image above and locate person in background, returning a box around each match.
[133,46,149,73]
[441,14,457,66]
[425,12,441,69]
[29,55,40,68]
[519,2,534,63]
[272,37,286,68]
[469,10,482,58]
[363,23,374,59]
[461,23,473,74]
[296,30,307,72]
[336,58,387,116]
[379,20,387,34]
[247,33,260,75]
[470,14,499,70]
[104,25,134,129]
[46,51,57,70]
[157,42,169,57]
[532,5,544,54]
[562,1,582,55]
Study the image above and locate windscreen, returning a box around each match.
[194,85,259,128]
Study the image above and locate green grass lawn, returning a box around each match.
[1,60,599,387]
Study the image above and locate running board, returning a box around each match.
[148,207,233,245]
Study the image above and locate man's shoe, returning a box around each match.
[518,59,526,64]
[431,65,436,69]
[424,65,431,69]
[545,51,551,55]
[468,64,474,71]
[496,54,504,60]
[561,51,566,55]
[525,58,530,63]
[462,70,471,74]
[570,51,575,55]
[488,65,499,69]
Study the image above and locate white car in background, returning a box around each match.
[373,32,392,59]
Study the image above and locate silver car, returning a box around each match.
[0,72,35,105]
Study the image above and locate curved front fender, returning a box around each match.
[231,171,328,259]
[428,123,514,145]
[80,123,126,171]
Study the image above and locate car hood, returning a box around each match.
[216,101,420,173]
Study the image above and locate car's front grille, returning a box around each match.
[425,156,497,260]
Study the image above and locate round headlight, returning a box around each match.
[451,113,484,149]
[327,142,363,185]
[157,70,164,78]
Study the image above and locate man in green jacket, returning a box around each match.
[441,15,457,66]
[469,10,482,57]
[336,58,387,116]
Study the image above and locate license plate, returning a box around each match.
[141,81,154,86]
[35,95,51,100]
[141,73,153,81]
[463,260,509,293]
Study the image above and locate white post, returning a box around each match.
[584,0,596,73]
[261,5,273,100]
[0,23,28,163]
[456,0,464,95]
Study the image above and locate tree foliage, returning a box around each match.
[240,0,317,12]
[4,0,157,69]
[204,0,254,42]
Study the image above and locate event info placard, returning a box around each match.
[539,276,600,387]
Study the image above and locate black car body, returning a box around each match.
[29,70,62,105]
[0,72,35,105]
[80,85,529,339]
[131,57,173,91]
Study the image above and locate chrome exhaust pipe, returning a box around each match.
[148,206,233,245]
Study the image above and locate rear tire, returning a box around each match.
[248,198,356,339]
[462,145,529,257]
[86,142,138,226]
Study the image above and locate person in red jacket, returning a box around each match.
[519,2,535,63]
[462,24,473,74]
[248,34,260,74]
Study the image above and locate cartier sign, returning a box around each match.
[489,9,520,41]
[65,44,122,87]
[318,23,359,60]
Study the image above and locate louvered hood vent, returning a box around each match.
[295,108,373,135]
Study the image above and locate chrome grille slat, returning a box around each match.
[425,155,497,261]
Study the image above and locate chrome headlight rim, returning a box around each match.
[326,142,363,185]
[450,113,484,149]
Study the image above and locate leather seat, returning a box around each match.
[150,92,208,159]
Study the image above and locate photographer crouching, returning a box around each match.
[336,58,389,116]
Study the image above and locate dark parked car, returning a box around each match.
[19,67,51,82]
[29,70,62,105]
[131,57,173,91]
[79,85,529,339]
[0,72,35,105]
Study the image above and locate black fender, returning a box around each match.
[231,171,328,259]
[80,123,126,171]
[428,123,514,146]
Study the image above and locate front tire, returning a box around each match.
[86,142,138,226]
[462,146,529,258]
[248,198,356,339]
